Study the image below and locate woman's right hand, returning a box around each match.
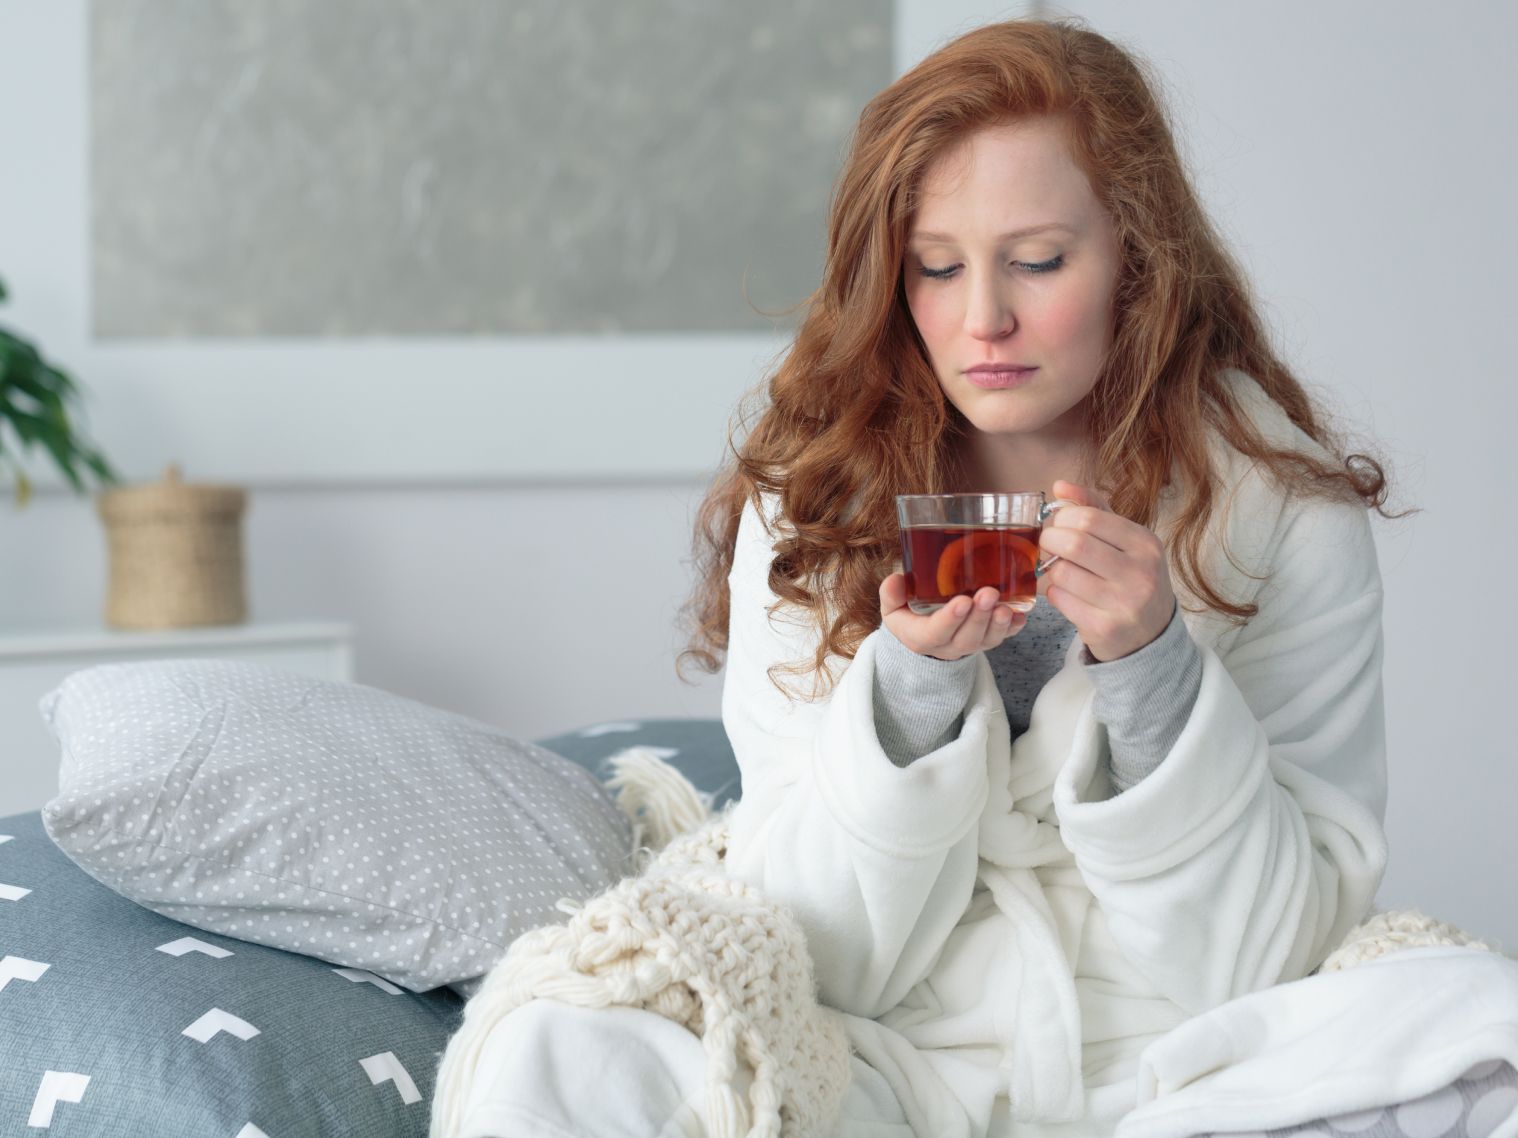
[878,573,1028,661]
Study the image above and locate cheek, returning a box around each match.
[904,283,959,361]
[1035,290,1110,353]
[1032,283,1117,376]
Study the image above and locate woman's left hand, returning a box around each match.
[1039,479,1176,663]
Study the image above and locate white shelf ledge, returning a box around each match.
[0,621,353,661]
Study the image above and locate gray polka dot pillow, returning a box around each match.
[39,659,635,993]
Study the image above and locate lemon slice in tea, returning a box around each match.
[935,530,1040,600]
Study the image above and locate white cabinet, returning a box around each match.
[0,622,353,817]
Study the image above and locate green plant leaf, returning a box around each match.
[0,330,42,366]
[82,448,119,484]
[0,288,118,504]
[5,356,75,408]
[42,361,79,400]
[5,404,44,444]
[34,423,85,492]
[1,407,97,492]
[39,392,71,432]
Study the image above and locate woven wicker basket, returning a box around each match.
[96,464,248,630]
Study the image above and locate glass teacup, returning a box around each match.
[895,492,1076,614]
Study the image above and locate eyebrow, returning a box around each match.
[908,222,1076,243]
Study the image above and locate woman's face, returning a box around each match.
[902,118,1124,451]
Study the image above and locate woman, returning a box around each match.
[446,18,1518,1138]
[679,15,1518,1138]
[681,13,1394,1132]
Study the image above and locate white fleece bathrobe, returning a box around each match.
[721,369,1394,1136]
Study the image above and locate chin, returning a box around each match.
[955,400,1060,439]
[950,385,1091,441]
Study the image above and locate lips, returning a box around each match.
[964,364,1037,390]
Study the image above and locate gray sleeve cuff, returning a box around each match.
[872,626,979,768]
[1081,603,1203,792]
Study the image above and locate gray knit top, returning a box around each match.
[872,600,1204,792]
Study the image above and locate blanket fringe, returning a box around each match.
[430,809,852,1138]
[604,745,715,858]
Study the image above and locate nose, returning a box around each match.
[963,270,1015,341]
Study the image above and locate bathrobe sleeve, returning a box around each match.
[1052,476,1389,1015]
[720,492,1005,1020]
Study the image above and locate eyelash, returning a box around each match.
[917,254,1065,281]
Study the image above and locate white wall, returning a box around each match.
[3,1,1513,945]
[0,0,1033,724]
[0,0,1028,488]
[1049,0,1518,944]
[0,0,1034,736]
[0,479,722,740]
[0,1,779,486]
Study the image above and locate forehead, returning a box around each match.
[911,119,1100,230]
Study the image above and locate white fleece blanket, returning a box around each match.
[439,747,1518,1136]
[1120,945,1518,1137]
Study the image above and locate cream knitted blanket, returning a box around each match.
[429,748,852,1138]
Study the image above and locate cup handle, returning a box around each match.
[1034,497,1081,578]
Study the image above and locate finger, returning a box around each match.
[920,589,984,656]
[1052,479,1112,511]
[881,583,961,654]
[1039,557,1114,610]
[932,592,974,632]
[944,586,999,655]
[980,604,1027,648]
[1043,553,1171,638]
[1039,523,1126,580]
[1045,501,1147,554]
[893,592,974,656]
[880,574,959,655]
[1044,581,1107,637]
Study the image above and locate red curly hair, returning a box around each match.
[678,17,1391,695]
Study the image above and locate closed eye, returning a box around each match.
[915,254,1065,281]
[1020,255,1064,274]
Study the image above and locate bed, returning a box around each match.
[6,657,1515,1138]
[0,654,739,1136]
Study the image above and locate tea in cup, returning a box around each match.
[895,492,1076,614]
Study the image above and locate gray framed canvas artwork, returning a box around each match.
[90,0,893,337]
